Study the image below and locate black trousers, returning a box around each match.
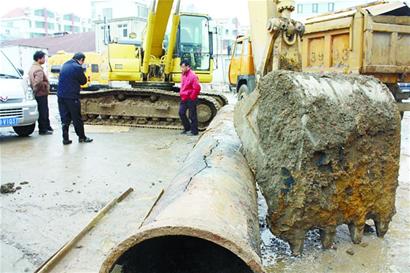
[58,97,85,139]
[35,95,51,132]
[179,99,198,134]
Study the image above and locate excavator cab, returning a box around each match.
[80,1,227,130]
[177,14,212,72]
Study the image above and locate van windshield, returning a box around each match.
[0,51,21,79]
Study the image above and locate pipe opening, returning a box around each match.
[108,235,254,273]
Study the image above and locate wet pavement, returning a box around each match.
[0,95,198,272]
[1,95,409,273]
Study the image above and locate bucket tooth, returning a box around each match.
[374,219,390,238]
[287,230,306,256]
[319,227,336,249]
[348,223,364,244]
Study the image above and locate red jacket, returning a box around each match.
[180,69,201,101]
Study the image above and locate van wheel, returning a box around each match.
[237,84,249,101]
[13,124,36,137]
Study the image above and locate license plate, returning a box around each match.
[0,117,18,127]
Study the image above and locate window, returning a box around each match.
[243,39,249,56]
[297,4,303,13]
[179,16,211,71]
[47,23,55,30]
[64,14,72,20]
[73,26,80,32]
[91,64,99,73]
[138,6,148,18]
[225,29,229,35]
[103,8,112,20]
[30,33,46,38]
[47,11,55,18]
[34,9,44,16]
[64,25,72,32]
[328,2,335,12]
[234,41,243,57]
[118,24,128,37]
[35,21,45,28]
[312,3,319,13]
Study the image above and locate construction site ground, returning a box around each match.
[1,95,409,273]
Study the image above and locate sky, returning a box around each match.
[2,0,250,24]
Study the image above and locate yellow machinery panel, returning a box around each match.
[331,33,350,68]
[48,51,108,90]
[307,36,325,67]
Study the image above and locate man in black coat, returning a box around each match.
[57,52,93,145]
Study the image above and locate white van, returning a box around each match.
[0,50,38,136]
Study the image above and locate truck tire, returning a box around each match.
[237,84,249,101]
[13,124,36,137]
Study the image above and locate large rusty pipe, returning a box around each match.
[100,105,264,273]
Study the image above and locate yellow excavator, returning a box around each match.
[80,0,227,130]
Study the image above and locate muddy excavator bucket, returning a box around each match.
[234,70,401,255]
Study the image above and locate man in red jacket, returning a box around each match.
[179,60,201,136]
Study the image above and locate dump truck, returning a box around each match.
[229,1,410,114]
[80,0,227,130]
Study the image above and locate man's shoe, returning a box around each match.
[39,130,53,135]
[79,137,93,143]
[63,139,72,145]
[180,130,189,135]
[47,127,54,131]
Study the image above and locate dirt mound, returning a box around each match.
[234,70,401,255]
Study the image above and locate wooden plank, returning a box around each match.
[362,65,410,73]
[372,15,410,25]
[367,22,410,34]
[305,17,352,34]
[138,188,164,229]
[35,187,134,273]
[390,32,398,66]
[398,102,410,112]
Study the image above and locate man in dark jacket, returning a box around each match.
[57,52,93,145]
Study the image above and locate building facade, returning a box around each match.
[0,8,91,42]
[91,0,149,52]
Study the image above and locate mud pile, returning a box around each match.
[234,70,401,255]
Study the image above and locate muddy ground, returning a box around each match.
[0,95,409,273]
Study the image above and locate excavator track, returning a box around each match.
[80,88,225,130]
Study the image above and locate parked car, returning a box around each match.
[0,50,38,136]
